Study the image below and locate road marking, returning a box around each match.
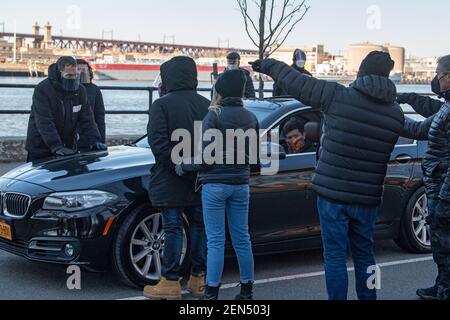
[118,255,433,300]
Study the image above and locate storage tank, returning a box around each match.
[385,44,405,74]
[346,42,386,75]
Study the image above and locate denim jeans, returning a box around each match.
[202,183,254,287]
[317,195,379,300]
[161,206,206,281]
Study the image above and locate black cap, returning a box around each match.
[227,51,241,60]
[358,51,395,78]
[214,70,247,98]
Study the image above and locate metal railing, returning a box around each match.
[0,83,438,115]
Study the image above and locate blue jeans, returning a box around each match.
[202,183,254,287]
[317,196,379,300]
[161,206,206,281]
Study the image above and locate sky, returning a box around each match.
[0,0,448,57]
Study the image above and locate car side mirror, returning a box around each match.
[305,121,321,143]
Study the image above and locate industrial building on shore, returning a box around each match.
[0,22,438,83]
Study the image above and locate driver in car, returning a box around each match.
[283,118,316,154]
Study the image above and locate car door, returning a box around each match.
[378,136,418,224]
[248,110,321,245]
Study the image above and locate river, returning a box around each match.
[0,76,433,137]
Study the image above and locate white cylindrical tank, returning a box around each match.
[385,44,405,74]
[347,42,386,75]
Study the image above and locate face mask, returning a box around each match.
[295,60,306,69]
[288,137,305,153]
[431,74,450,100]
[227,64,239,71]
[61,72,81,92]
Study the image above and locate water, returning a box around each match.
[0,76,433,137]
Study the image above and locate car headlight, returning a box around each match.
[43,190,118,212]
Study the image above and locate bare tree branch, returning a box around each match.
[236,0,311,98]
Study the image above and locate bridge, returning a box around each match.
[0,32,258,57]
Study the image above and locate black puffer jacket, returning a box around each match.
[420,102,450,201]
[398,94,447,201]
[182,97,260,185]
[26,64,102,160]
[147,56,210,208]
[260,59,405,206]
[397,93,443,117]
[401,116,434,141]
[273,65,312,97]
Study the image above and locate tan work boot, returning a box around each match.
[187,274,206,298]
[143,277,182,300]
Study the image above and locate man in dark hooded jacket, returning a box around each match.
[251,51,405,300]
[399,54,450,300]
[144,56,210,300]
[26,56,106,162]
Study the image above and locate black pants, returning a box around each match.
[427,193,450,299]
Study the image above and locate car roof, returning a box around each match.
[245,98,314,129]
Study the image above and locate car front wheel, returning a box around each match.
[395,187,432,254]
[111,203,190,288]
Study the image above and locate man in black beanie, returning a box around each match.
[251,51,405,300]
[358,51,395,78]
[214,68,247,99]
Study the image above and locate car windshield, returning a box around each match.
[246,106,273,123]
[134,105,275,149]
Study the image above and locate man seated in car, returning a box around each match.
[283,118,316,154]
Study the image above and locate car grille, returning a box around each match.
[2,193,32,218]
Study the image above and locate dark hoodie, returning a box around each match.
[147,56,210,208]
[260,59,405,206]
[25,64,102,161]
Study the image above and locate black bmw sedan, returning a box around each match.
[0,98,430,288]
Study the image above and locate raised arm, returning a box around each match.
[397,93,443,117]
[256,59,343,112]
[401,115,434,141]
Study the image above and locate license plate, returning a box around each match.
[0,221,12,241]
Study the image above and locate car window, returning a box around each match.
[135,136,150,148]
[267,110,321,156]
[397,137,415,146]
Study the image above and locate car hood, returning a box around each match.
[2,146,155,191]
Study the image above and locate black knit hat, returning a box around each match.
[214,70,247,98]
[358,51,395,78]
